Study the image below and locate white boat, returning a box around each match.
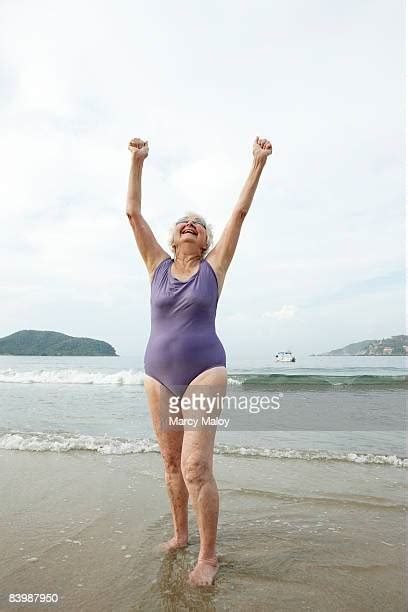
[275,351,296,363]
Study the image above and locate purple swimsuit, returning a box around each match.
[144,257,226,396]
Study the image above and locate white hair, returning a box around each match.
[168,210,214,258]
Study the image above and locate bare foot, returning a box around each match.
[157,536,188,553]
[188,557,219,586]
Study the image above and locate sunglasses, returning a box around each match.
[175,217,207,229]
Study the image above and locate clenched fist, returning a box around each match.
[128,138,149,160]
[253,136,272,162]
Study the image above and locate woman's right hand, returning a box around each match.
[128,137,149,160]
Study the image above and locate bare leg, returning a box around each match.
[180,366,227,586]
[144,375,189,550]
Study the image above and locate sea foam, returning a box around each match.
[0,431,406,467]
[1,369,405,387]
[0,368,145,385]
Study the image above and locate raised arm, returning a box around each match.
[206,137,272,290]
[126,138,169,278]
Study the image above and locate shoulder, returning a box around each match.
[204,253,223,279]
[149,256,172,284]
[203,256,225,297]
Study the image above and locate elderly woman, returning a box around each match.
[126,136,272,586]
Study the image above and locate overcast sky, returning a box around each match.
[0,0,404,364]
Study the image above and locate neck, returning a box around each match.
[173,248,202,267]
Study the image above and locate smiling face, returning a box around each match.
[175,216,207,254]
[169,212,212,258]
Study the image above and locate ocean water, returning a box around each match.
[0,354,406,468]
[1,354,406,609]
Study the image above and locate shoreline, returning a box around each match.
[0,449,406,611]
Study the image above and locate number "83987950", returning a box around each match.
[9,593,58,603]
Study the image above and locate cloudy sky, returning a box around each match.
[0,0,404,364]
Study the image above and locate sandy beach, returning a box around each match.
[0,448,406,611]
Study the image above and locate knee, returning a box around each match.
[181,455,211,487]
[163,455,182,476]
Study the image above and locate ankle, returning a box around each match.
[173,534,188,544]
[197,555,218,567]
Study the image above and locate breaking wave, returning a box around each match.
[1,368,405,387]
[0,431,406,467]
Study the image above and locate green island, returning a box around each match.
[313,335,408,356]
[0,330,118,356]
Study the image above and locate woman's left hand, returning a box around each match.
[253,136,272,162]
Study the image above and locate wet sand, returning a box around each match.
[0,449,406,611]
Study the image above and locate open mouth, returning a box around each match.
[182,228,197,236]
